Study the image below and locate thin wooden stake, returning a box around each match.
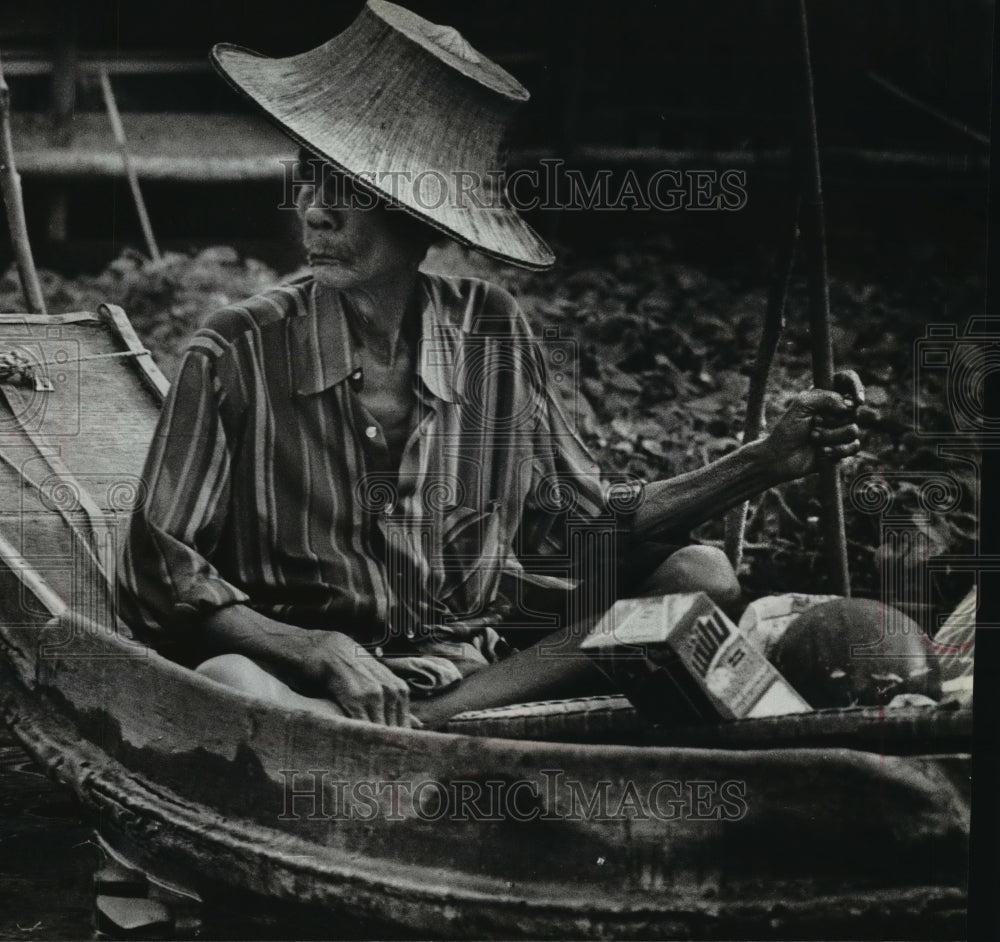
[48,2,78,242]
[0,53,47,315]
[97,67,161,261]
[868,71,990,148]
[725,209,799,571]
[794,0,850,596]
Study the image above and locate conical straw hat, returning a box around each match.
[211,0,555,270]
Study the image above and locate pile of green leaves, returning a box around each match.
[0,246,278,380]
[496,239,978,612]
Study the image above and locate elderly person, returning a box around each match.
[119,0,862,729]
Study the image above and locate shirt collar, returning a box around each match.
[290,274,460,402]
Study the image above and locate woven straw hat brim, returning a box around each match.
[210,3,555,270]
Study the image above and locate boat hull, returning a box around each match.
[0,619,970,940]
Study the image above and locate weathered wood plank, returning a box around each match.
[99,304,169,403]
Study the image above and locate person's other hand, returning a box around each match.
[300,631,412,726]
[764,370,864,482]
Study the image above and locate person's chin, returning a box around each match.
[310,262,358,288]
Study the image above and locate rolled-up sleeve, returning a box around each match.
[118,336,248,647]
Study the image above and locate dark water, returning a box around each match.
[0,731,97,940]
[0,730,414,941]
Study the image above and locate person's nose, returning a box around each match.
[304,206,343,232]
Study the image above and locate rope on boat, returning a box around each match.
[0,350,37,385]
[0,347,154,388]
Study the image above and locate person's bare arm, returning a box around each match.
[631,378,863,542]
[630,439,778,541]
[200,606,412,726]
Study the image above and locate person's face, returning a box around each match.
[297,169,426,290]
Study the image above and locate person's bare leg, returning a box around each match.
[633,545,742,612]
[196,653,348,720]
[410,620,611,728]
[194,548,740,729]
[413,545,742,728]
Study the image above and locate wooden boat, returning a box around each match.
[0,307,971,939]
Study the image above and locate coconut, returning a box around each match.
[770,598,939,708]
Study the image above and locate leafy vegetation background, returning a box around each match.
[1,237,978,624]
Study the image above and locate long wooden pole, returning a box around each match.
[97,66,161,261]
[794,0,850,595]
[0,52,47,315]
[11,147,988,183]
[725,209,799,570]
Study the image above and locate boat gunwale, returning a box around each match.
[0,609,974,762]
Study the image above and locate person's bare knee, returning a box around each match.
[195,654,348,719]
[196,654,286,698]
[637,545,741,609]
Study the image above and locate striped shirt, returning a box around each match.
[119,272,638,691]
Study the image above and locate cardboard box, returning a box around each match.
[579,592,812,723]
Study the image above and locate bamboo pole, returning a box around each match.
[0,52,47,315]
[725,209,799,570]
[17,150,287,181]
[97,66,161,261]
[793,0,850,596]
[48,0,78,242]
[10,146,989,183]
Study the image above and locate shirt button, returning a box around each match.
[374,646,384,658]
[365,425,378,439]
